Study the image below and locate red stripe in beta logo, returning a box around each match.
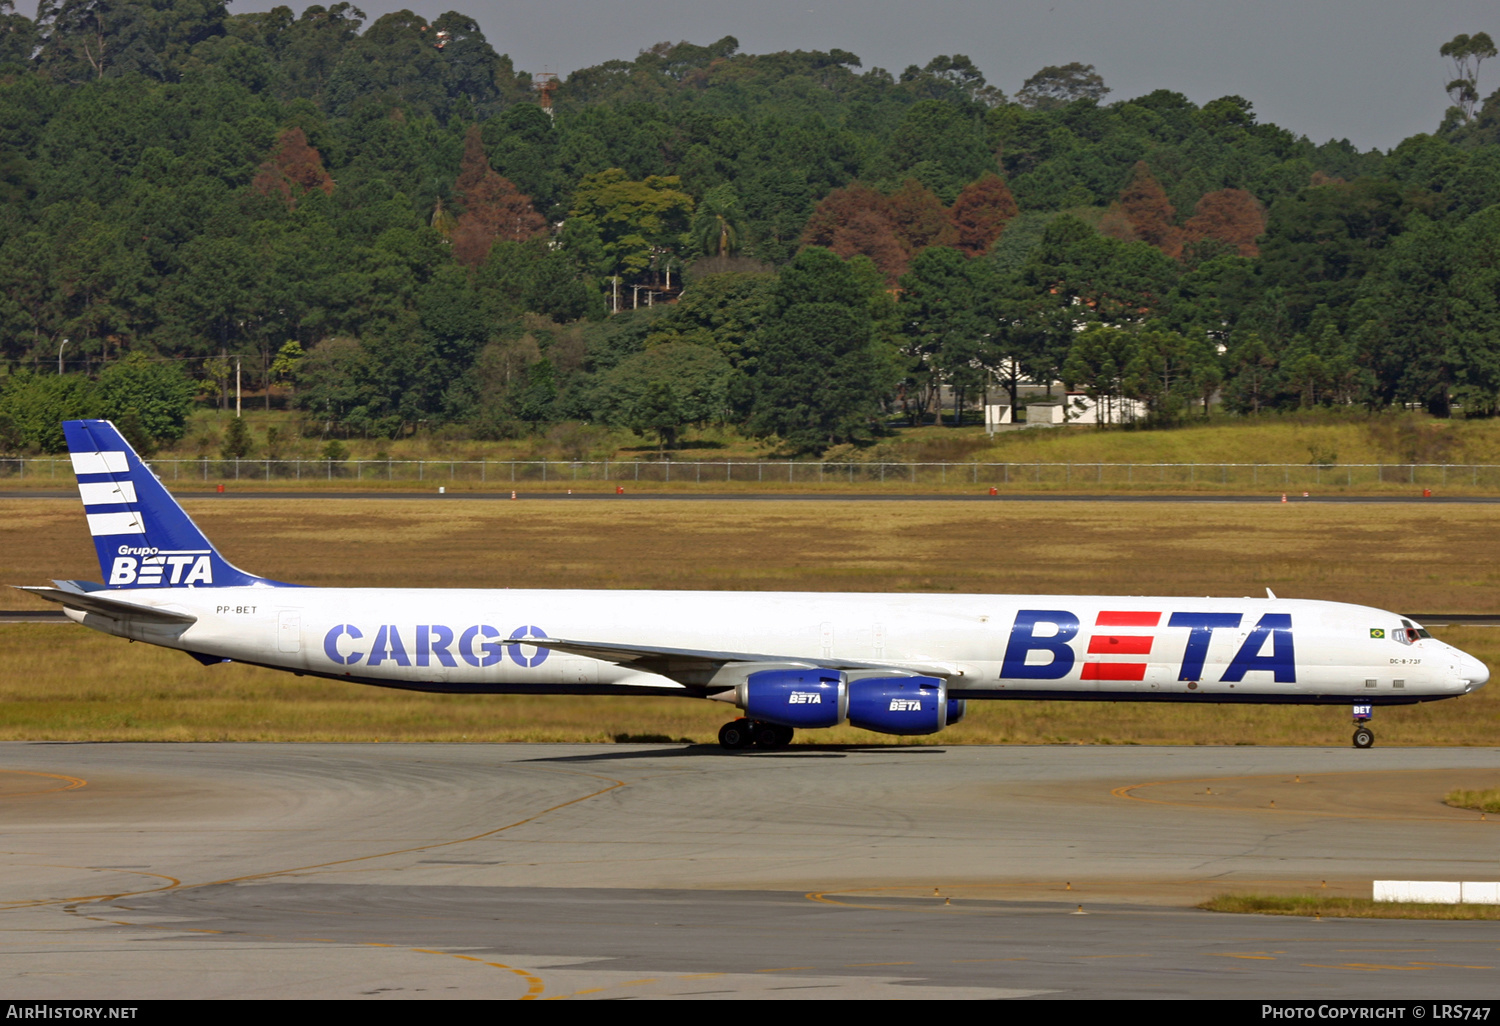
[1084,611,1159,680]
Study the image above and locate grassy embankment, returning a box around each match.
[1445,788,1500,812]
[1199,895,1500,920]
[2,497,1498,746]
[6,409,1500,494]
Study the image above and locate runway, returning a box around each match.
[2,743,1497,999]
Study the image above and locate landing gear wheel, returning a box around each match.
[1352,726,1375,749]
[752,722,791,749]
[718,719,752,750]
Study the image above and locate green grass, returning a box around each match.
[1200,894,1500,920]
[1444,788,1500,813]
[7,408,1500,495]
[7,407,1500,500]
[106,407,1500,470]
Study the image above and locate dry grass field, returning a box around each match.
[2,497,1498,746]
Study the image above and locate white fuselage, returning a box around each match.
[68,588,1487,704]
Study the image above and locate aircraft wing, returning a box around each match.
[15,581,198,626]
[511,635,955,679]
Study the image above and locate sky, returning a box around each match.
[232,0,1500,152]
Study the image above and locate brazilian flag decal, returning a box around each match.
[1370,628,1386,639]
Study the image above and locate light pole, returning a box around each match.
[57,337,68,376]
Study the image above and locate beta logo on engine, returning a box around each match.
[888,698,923,712]
[788,691,823,704]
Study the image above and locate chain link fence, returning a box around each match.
[1,457,1497,489]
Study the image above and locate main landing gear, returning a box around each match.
[718,718,794,750]
[1351,703,1374,749]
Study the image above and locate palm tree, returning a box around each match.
[690,184,743,257]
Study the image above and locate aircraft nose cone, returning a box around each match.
[1457,650,1490,688]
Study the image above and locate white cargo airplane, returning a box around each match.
[18,420,1490,750]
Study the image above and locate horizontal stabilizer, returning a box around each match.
[15,582,198,625]
[511,635,954,678]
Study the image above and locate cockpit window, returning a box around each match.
[1394,618,1431,645]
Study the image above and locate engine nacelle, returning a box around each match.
[946,698,967,728]
[847,675,952,735]
[740,668,847,728]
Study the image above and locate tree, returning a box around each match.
[1015,63,1109,110]
[1181,189,1267,259]
[569,169,694,283]
[949,174,1019,257]
[274,2,366,105]
[1441,33,1497,121]
[323,10,448,118]
[885,178,957,255]
[886,100,998,201]
[1062,325,1135,425]
[0,372,99,452]
[1021,214,1179,327]
[802,180,960,284]
[430,10,511,116]
[293,336,382,435]
[1065,325,1216,425]
[746,248,887,453]
[1121,328,1221,421]
[452,126,546,267]
[35,0,228,83]
[1117,161,1180,258]
[1221,331,1277,415]
[251,128,335,209]
[1350,209,1500,416]
[596,341,732,451]
[1257,178,1422,335]
[485,103,566,214]
[219,413,254,460]
[899,55,1003,106]
[96,352,195,446]
[656,270,775,363]
[898,246,997,425]
[688,183,743,258]
[800,181,888,246]
[0,0,38,68]
[269,339,304,387]
[800,183,907,283]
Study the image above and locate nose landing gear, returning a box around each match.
[718,718,794,750]
[1351,703,1374,749]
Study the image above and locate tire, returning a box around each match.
[753,723,786,749]
[1352,727,1374,749]
[718,720,751,750]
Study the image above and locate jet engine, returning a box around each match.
[731,670,962,736]
[847,675,961,735]
[738,668,847,728]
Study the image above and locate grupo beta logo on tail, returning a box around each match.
[108,549,214,586]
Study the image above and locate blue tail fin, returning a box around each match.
[64,420,289,590]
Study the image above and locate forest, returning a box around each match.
[3,2,1500,455]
